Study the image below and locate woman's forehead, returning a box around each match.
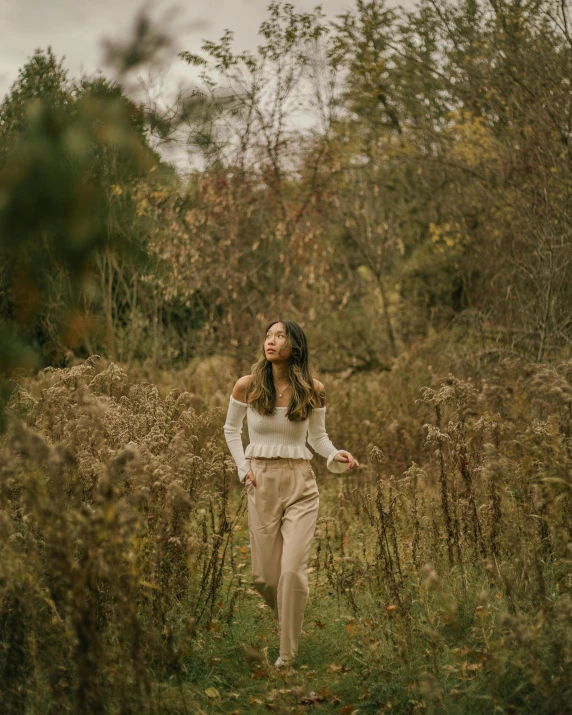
[266,323,285,333]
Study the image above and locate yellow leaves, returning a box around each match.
[110,184,123,197]
[448,108,500,167]
[151,189,167,203]
[357,265,373,282]
[429,222,469,254]
[205,686,220,699]
[184,208,201,228]
[136,197,149,216]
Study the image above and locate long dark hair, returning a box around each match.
[245,319,324,421]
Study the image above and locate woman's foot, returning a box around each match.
[274,656,292,668]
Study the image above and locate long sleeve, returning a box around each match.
[223,396,251,482]
[307,407,349,474]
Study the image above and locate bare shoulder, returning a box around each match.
[231,375,253,402]
[312,378,325,393]
[312,378,326,406]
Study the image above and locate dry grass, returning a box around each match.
[1,352,571,714]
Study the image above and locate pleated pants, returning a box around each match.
[246,456,320,662]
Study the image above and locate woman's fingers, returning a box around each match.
[343,452,359,470]
[334,451,360,469]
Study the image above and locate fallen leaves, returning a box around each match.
[327,663,352,674]
[299,691,326,705]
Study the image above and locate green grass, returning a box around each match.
[173,585,567,715]
[158,505,571,715]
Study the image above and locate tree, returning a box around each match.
[0,46,164,428]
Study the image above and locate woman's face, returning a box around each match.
[264,322,291,361]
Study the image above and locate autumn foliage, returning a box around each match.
[1,1,572,713]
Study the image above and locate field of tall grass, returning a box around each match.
[1,347,571,714]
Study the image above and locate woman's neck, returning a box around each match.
[271,364,290,384]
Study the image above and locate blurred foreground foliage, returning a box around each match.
[0,46,165,429]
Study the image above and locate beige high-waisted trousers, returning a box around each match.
[246,456,320,662]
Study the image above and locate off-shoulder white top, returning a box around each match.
[223,395,349,482]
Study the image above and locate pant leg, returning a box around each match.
[247,458,319,660]
[247,459,283,620]
[277,462,319,660]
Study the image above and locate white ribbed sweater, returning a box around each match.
[223,395,350,481]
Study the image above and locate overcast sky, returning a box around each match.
[0,0,416,100]
[0,0,415,171]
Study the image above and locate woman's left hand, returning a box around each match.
[334,451,359,469]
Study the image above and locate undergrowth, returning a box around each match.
[0,352,570,714]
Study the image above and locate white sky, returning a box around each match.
[0,0,416,170]
[0,0,417,95]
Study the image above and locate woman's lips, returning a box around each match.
[267,349,275,353]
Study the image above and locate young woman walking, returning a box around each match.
[223,319,359,669]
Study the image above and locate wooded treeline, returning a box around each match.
[1,0,571,382]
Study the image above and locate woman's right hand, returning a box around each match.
[244,469,256,487]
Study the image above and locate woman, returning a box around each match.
[223,319,359,669]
